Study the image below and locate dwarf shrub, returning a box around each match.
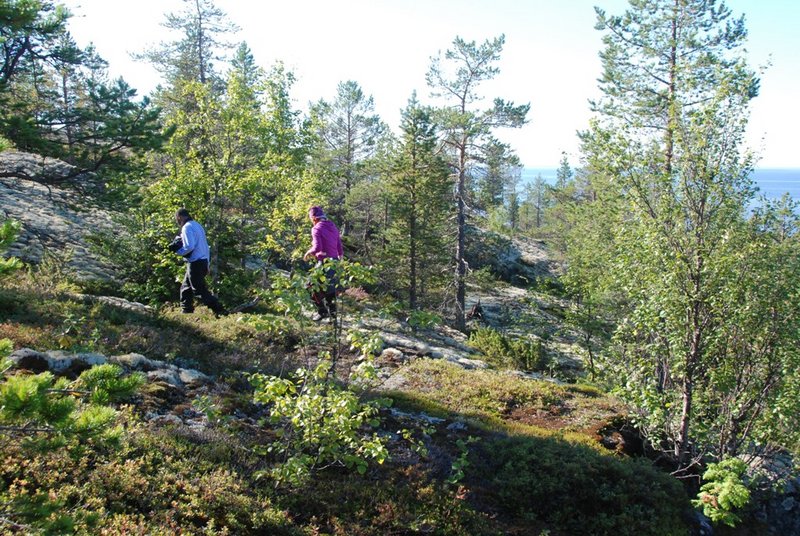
[469,326,547,372]
[472,435,690,535]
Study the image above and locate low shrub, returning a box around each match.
[0,426,301,535]
[471,435,691,535]
[251,361,390,487]
[387,359,569,426]
[275,465,499,535]
[469,326,547,372]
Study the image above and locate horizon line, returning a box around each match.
[522,166,800,171]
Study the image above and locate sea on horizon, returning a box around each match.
[521,167,800,202]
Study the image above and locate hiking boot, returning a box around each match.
[214,308,230,318]
[312,311,329,322]
[181,308,194,314]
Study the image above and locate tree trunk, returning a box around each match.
[409,183,418,310]
[454,140,467,331]
[676,287,703,468]
[675,371,694,466]
[665,1,678,175]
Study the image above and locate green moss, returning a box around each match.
[391,359,572,421]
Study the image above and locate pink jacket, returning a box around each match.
[305,219,343,261]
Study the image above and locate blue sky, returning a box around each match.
[62,0,799,168]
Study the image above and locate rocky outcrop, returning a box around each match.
[8,348,211,388]
[465,225,561,284]
[0,151,95,185]
[71,293,153,315]
[0,150,116,281]
[352,316,488,370]
[746,453,800,535]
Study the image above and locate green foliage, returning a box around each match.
[0,338,11,359]
[447,436,477,485]
[56,310,101,351]
[469,266,499,290]
[0,218,23,278]
[250,361,390,486]
[347,329,383,360]
[564,0,800,468]
[0,133,13,151]
[485,204,512,236]
[383,93,451,310]
[469,327,547,372]
[74,363,145,405]
[407,309,442,331]
[476,435,690,535]
[0,355,140,448]
[692,458,751,527]
[266,260,374,323]
[87,213,184,304]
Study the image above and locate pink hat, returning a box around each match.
[309,206,326,219]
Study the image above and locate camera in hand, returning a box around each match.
[167,235,183,252]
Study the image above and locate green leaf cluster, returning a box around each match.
[250,361,390,487]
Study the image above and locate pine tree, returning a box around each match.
[385,94,451,310]
[476,139,519,211]
[309,80,387,237]
[0,3,162,171]
[136,0,238,92]
[427,35,529,331]
[555,152,572,190]
[527,174,549,231]
[0,0,74,87]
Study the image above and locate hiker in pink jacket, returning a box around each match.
[303,206,343,320]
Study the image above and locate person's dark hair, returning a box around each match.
[308,206,326,219]
[176,208,192,220]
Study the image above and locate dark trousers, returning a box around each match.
[310,266,338,317]
[180,259,224,313]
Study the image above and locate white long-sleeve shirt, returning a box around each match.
[176,220,210,262]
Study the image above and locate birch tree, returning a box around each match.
[567,0,800,472]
